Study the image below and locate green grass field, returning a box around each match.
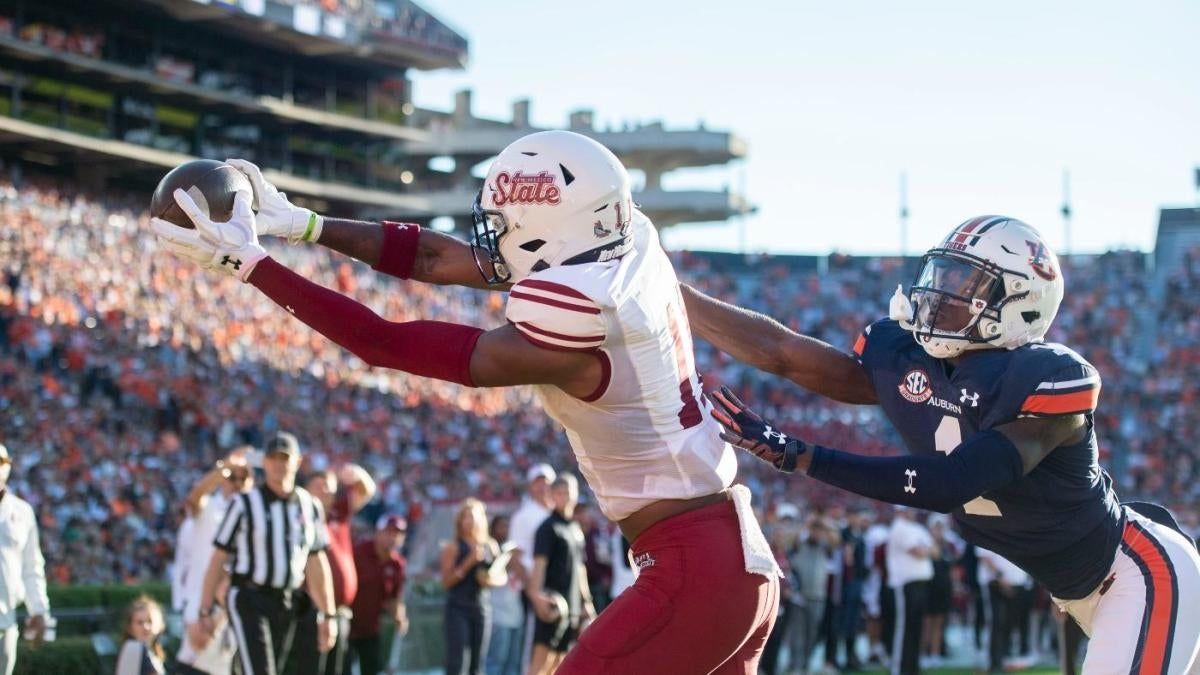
[859,662,1065,667]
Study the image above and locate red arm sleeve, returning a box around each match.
[249,257,481,386]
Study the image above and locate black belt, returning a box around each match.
[232,579,295,597]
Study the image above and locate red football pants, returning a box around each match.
[559,498,780,674]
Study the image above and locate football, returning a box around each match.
[150,159,253,229]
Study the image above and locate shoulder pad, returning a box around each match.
[1011,343,1101,417]
[506,270,607,352]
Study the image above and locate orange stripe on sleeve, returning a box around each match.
[1020,388,1099,415]
[853,334,866,357]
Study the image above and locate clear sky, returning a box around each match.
[412,0,1200,256]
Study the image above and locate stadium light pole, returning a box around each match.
[1061,168,1073,257]
[899,171,909,257]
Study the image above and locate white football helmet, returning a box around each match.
[471,130,635,284]
[890,216,1065,359]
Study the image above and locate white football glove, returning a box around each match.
[225,158,323,244]
[151,189,267,283]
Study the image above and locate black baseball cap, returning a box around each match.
[264,432,301,459]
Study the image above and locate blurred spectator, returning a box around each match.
[887,508,933,675]
[485,514,523,675]
[348,515,409,675]
[176,447,252,674]
[527,474,592,675]
[921,516,961,668]
[0,442,50,675]
[505,463,555,671]
[294,464,377,675]
[440,499,504,675]
[785,515,836,675]
[115,594,166,675]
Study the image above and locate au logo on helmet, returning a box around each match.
[492,171,562,207]
[1025,240,1057,281]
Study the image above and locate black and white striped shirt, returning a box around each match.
[213,485,328,590]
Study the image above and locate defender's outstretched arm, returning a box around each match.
[711,386,1085,514]
[681,284,876,404]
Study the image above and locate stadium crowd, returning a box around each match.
[1,176,1198,669]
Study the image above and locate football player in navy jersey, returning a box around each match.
[683,216,1200,675]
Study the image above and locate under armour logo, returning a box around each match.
[904,469,917,494]
[762,425,788,445]
[221,255,243,270]
[960,389,979,407]
[631,552,656,570]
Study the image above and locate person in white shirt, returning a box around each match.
[504,464,554,671]
[172,513,196,614]
[886,508,933,675]
[176,448,254,674]
[0,443,50,675]
[977,547,1031,673]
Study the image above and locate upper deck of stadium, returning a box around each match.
[0,0,751,228]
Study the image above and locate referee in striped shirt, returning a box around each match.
[197,432,338,675]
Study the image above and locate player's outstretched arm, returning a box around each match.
[226,158,503,290]
[710,386,1085,514]
[681,284,876,404]
[247,258,600,393]
[152,188,596,392]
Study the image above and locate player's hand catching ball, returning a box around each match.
[225,158,323,244]
[709,386,807,473]
[151,189,267,282]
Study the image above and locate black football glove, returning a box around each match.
[709,386,807,473]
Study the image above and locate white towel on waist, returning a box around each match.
[730,485,783,579]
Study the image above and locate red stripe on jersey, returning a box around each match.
[853,333,867,357]
[1122,522,1177,675]
[512,323,601,352]
[514,279,594,302]
[509,291,602,314]
[1020,388,1099,415]
[514,321,604,343]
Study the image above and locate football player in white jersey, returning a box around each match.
[152,130,781,674]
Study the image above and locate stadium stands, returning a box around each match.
[1,176,1196,585]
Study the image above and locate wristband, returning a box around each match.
[299,211,324,243]
[372,222,420,280]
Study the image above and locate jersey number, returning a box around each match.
[666,300,702,429]
[935,416,1003,517]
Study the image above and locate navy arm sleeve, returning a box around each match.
[805,430,1025,514]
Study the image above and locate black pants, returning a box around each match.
[891,581,929,675]
[348,635,383,675]
[228,585,298,675]
[986,582,1013,672]
[287,593,350,675]
[880,581,896,658]
[444,602,489,675]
